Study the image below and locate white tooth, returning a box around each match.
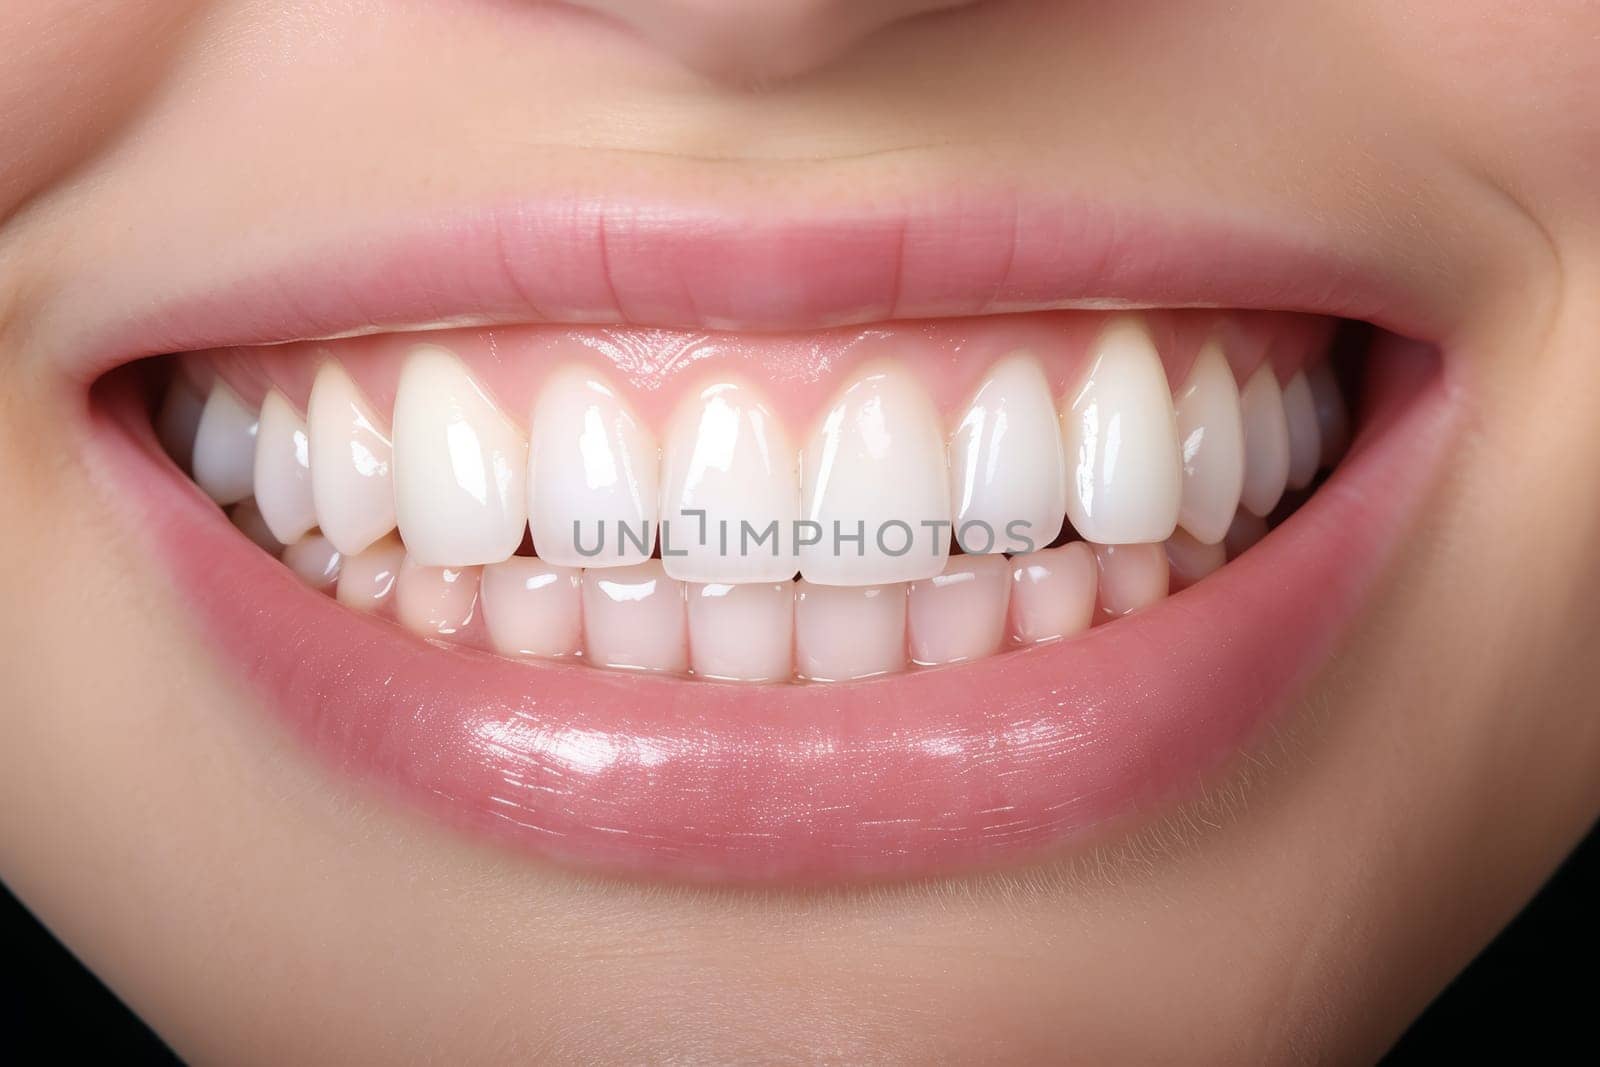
[1173,342,1245,545]
[907,555,1011,666]
[794,581,906,682]
[191,381,259,505]
[252,390,317,544]
[1239,364,1292,517]
[1091,542,1169,617]
[335,534,406,613]
[308,362,396,556]
[528,367,659,570]
[1060,319,1182,545]
[1008,543,1098,644]
[1281,371,1322,491]
[392,347,528,567]
[156,377,205,471]
[1305,362,1351,468]
[1165,528,1227,591]
[395,556,481,638]
[948,354,1067,555]
[228,499,283,556]
[480,557,583,659]
[1224,510,1269,559]
[687,581,794,682]
[580,560,687,674]
[281,533,342,593]
[799,365,950,586]
[660,381,800,583]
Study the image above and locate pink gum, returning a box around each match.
[182,309,1333,432]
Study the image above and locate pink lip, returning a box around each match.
[88,330,1454,883]
[61,189,1447,382]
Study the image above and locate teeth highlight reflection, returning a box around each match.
[948,355,1067,555]
[281,533,343,593]
[309,362,396,556]
[1061,319,1182,545]
[661,381,800,583]
[907,555,1011,666]
[800,365,951,586]
[396,556,481,639]
[253,390,317,545]
[393,347,529,568]
[192,381,259,505]
[1173,342,1245,545]
[581,561,687,673]
[335,535,405,613]
[480,558,583,660]
[529,367,660,570]
[1009,543,1098,644]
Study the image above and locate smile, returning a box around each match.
[79,196,1458,883]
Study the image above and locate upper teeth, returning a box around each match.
[185,316,1334,588]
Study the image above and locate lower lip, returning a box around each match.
[90,339,1452,884]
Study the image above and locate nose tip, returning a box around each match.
[573,0,979,83]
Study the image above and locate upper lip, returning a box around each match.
[57,187,1448,385]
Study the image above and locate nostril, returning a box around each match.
[563,0,984,84]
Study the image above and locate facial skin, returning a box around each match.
[2,1,1599,1061]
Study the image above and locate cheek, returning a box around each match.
[1354,0,1600,184]
[0,0,205,217]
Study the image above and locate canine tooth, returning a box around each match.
[308,362,396,556]
[1165,528,1226,591]
[1092,542,1169,617]
[1281,371,1322,491]
[1173,343,1245,545]
[529,367,660,570]
[660,381,800,583]
[1060,319,1182,545]
[393,347,528,567]
[480,558,583,659]
[228,499,283,556]
[687,581,794,682]
[252,390,317,544]
[1224,510,1269,558]
[581,561,687,673]
[1008,543,1097,644]
[156,377,205,471]
[799,365,950,586]
[794,581,907,681]
[281,533,342,593]
[907,555,1011,666]
[1239,364,1291,517]
[1306,362,1351,467]
[395,556,481,638]
[192,381,259,505]
[948,355,1067,555]
[335,535,406,613]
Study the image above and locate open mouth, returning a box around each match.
[77,201,1457,884]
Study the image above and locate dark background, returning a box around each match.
[2,823,1595,1063]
